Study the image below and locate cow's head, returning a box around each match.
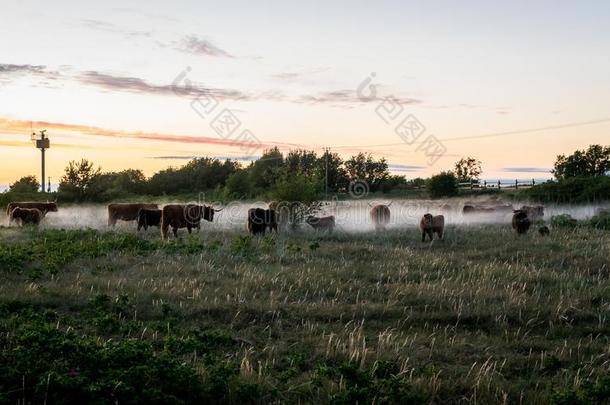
[203,205,214,222]
[48,202,58,212]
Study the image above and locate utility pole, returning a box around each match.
[324,147,329,200]
[32,129,50,192]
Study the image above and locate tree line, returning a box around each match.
[4,144,610,203]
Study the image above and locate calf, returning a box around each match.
[9,207,43,226]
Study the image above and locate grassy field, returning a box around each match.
[1,223,610,404]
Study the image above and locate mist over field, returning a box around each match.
[3,199,609,232]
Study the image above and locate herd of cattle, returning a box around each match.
[4,201,547,240]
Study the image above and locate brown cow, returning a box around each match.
[108,203,158,226]
[520,205,544,222]
[7,202,57,224]
[306,215,335,233]
[420,214,445,242]
[9,207,43,226]
[370,204,391,231]
[161,204,219,239]
[512,210,531,235]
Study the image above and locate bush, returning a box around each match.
[590,211,610,230]
[523,176,610,204]
[427,172,458,198]
[551,214,580,229]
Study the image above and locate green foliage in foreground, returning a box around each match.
[1,226,610,403]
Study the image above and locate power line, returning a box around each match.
[327,117,610,149]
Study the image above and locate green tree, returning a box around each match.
[9,175,40,193]
[87,169,147,200]
[58,159,101,201]
[318,150,349,193]
[454,157,482,183]
[554,145,610,179]
[225,169,251,198]
[344,153,389,192]
[271,172,321,229]
[249,147,284,190]
[284,149,319,177]
[427,171,459,198]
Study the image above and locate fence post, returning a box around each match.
[515,179,518,190]
[498,180,501,189]
[532,178,535,186]
[484,180,487,188]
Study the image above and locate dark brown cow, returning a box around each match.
[9,207,43,226]
[521,205,544,222]
[6,202,57,220]
[370,204,391,231]
[161,204,218,239]
[306,215,335,233]
[108,203,158,226]
[247,208,277,235]
[420,214,445,242]
[512,210,531,235]
[137,208,162,231]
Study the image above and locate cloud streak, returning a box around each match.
[500,167,552,173]
[296,90,421,107]
[0,63,60,84]
[177,35,233,58]
[2,62,422,108]
[81,19,152,38]
[0,117,299,151]
[79,71,249,101]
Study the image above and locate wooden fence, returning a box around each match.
[458,179,542,190]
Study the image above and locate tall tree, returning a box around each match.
[317,150,349,193]
[454,157,482,183]
[554,145,610,179]
[58,159,101,201]
[249,147,284,190]
[344,153,389,192]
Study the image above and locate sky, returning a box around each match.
[1,0,609,188]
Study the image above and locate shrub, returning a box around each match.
[551,214,579,229]
[427,172,458,198]
[523,176,610,204]
[590,211,610,230]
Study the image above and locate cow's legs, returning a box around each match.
[172,227,178,237]
[187,226,192,234]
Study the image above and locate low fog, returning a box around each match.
[2,198,609,234]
